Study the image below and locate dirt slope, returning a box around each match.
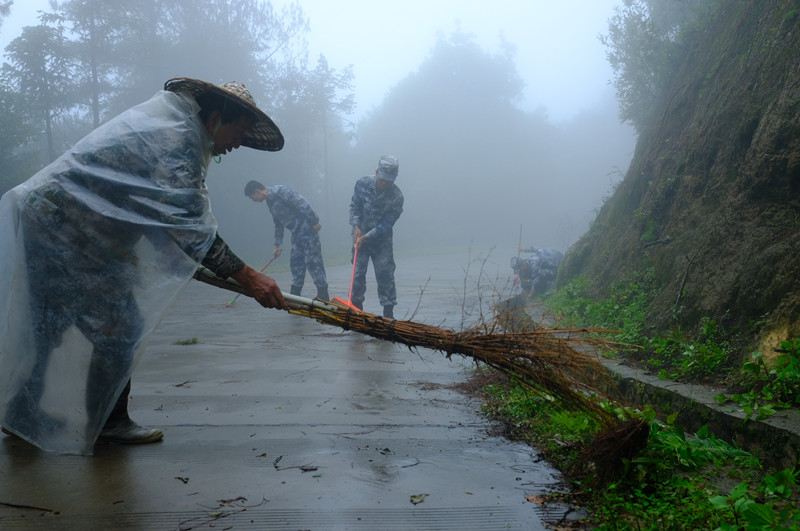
[559,2,800,359]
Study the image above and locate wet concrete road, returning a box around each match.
[0,252,571,530]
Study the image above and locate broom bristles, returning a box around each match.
[193,267,648,473]
[290,299,623,420]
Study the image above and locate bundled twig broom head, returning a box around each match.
[194,267,648,480]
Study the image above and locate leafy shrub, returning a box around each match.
[716,339,800,420]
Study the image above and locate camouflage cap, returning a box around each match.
[377,155,399,181]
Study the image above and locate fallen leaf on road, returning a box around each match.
[410,493,429,505]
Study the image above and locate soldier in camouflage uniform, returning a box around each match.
[0,77,286,454]
[511,247,564,297]
[244,181,329,300]
[349,155,404,318]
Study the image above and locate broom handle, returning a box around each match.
[284,292,339,312]
[227,254,277,305]
[196,267,338,312]
[348,244,358,302]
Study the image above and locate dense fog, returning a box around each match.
[208,89,635,270]
[0,0,636,276]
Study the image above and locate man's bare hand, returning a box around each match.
[231,265,287,310]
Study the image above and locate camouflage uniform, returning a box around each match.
[349,175,404,311]
[512,248,564,296]
[265,185,327,295]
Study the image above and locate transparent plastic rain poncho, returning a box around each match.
[0,90,218,454]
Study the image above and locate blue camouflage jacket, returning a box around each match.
[349,176,404,240]
[266,185,320,247]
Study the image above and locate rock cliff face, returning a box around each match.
[560,2,800,358]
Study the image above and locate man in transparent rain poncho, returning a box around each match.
[0,77,287,455]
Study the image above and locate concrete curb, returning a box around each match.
[600,358,800,470]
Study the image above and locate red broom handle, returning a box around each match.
[348,244,358,302]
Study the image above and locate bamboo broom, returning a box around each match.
[193,267,648,481]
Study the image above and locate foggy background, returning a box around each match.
[0,0,636,274]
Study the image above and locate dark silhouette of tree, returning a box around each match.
[0,1,12,31]
[0,86,37,194]
[270,54,354,208]
[47,0,124,128]
[107,0,309,110]
[600,0,708,133]
[36,0,311,121]
[2,23,76,162]
[352,31,533,245]
[357,30,524,160]
[309,55,355,217]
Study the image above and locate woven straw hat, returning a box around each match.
[164,77,284,151]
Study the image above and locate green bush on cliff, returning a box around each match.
[546,270,743,382]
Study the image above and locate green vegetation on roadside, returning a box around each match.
[546,270,800,417]
[479,371,799,530]
[475,271,800,529]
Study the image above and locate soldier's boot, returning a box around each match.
[290,285,302,296]
[97,381,163,445]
